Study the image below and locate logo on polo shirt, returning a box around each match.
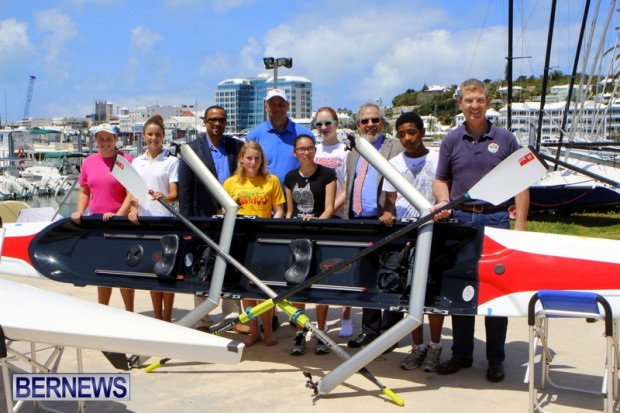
[488,143,499,153]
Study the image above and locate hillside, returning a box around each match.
[390,71,575,126]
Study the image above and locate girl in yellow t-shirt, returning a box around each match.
[223,141,284,346]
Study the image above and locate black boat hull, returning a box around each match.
[29,216,484,315]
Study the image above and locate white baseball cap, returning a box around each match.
[264,89,288,102]
[94,124,117,137]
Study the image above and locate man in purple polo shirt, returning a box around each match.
[246,89,313,185]
[433,78,530,383]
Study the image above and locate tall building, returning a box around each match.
[215,74,312,132]
[94,100,114,124]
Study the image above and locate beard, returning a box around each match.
[362,132,381,143]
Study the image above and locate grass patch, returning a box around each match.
[522,210,620,240]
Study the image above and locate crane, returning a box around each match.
[23,76,36,120]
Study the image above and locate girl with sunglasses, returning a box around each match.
[312,107,354,338]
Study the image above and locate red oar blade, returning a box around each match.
[111,154,149,198]
[467,146,547,205]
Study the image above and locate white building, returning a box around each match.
[216,74,312,131]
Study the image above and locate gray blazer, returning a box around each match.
[344,135,403,218]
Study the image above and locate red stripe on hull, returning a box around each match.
[478,234,620,306]
[2,234,36,265]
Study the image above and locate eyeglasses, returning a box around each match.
[315,120,335,128]
[206,117,227,124]
[359,117,382,125]
[295,146,316,154]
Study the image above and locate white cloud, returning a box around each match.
[254,3,569,107]
[356,27,511,103]
[6,0,610,119]
[35,9,77,63]
[239,37,262,74]
[257,7,456,106]
[198,37,262,79]
[199,53,231,77]
[0,19,32,52]
[131,26,163,52]
[0,19,35,61]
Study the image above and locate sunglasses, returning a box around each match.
[315,120,335,128]
[206,117,227,124]
[295,146,316,154]
[359,117,382,125]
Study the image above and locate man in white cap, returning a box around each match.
[246,89,313,185]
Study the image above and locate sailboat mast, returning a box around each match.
[506,0,513,130]
[554,0,592,170]
[535,0,558,153]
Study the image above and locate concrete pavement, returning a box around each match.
[0,273,614,413]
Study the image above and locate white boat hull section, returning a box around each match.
[478,227,620,317]
[485,226,620,265]
[478,290,620,318]
[0,222,54,279]
[0,279,244,364]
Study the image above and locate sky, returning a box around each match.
[0,0,617,121]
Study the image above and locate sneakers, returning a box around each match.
[422,344,442,372]
[400,346,426,370]
[314,339,330,355]
[339,319,353,338]
[400,344,442,371]
[290,332,306,355]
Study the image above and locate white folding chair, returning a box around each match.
[526,290,619,413]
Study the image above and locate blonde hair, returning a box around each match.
[234,140,268,181]
[456,78,489,99]
[315,106,339,123]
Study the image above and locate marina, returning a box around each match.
[1,2,620,411]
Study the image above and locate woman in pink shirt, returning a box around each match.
[71,124,135,311]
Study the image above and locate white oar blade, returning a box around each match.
[468,146,547,205]
[111,154,148,198]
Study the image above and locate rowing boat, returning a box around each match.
[0,277,243,364]
[3,215,618,317]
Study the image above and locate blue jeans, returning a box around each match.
[450,209,510,362]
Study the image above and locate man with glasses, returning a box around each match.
[178,105,245,332]
[246,89,313,186]
[345,102,404,351]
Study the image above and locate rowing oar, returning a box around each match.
[112,146,546,399]
[111,155,406,406]
[269,146,547,305]
[216,145,547,318]
[195,145,546,341]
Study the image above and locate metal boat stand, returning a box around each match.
[171,137,436,397]
[1,326,86,413]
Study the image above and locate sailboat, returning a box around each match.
[505,0,620,211]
